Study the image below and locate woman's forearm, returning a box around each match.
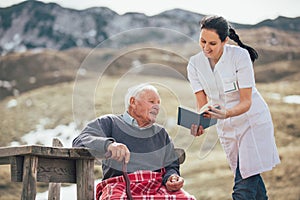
[226,88,252,118]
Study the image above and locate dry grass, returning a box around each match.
[0,76,299,200]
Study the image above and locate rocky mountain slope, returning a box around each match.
[0,0,299,55]
[0,1,299,101]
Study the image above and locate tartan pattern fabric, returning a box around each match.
[96,170,196,200]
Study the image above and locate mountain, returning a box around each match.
[0,1,300,101]
[255,16,300,31]
[0,0,300,55]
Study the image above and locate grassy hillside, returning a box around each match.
[1,26,300,101]
[0,75,299,200]
[0,25,299,199]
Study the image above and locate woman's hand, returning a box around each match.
[166,174,184,191]
[205,88,252,119]
[206,104,228,119]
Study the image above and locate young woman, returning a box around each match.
[187,15,280,199]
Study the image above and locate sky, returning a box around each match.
[0,0,299,25]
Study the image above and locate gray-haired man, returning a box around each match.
[72,83,195,199]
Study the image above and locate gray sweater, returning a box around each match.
[72,114,180,184]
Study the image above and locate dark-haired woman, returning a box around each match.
[187,15,280,199]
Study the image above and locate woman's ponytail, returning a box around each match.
[229,27,258,62]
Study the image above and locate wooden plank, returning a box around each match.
[21,155,38,200]
[10,156,24,182]
[48,138,63,200]
[9,157,77,183]
[31,146,94,159]
[0,157,10,165]
[48,183,61,200]
[0,144,97,200]
[36,158,76,183]
[0,145,94,159]
[52,138,63,147]
[76,159,94,200]
[0,146,35,157]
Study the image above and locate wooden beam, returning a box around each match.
[0,157,10,165]
[10,156,24,182]
[48,138,63,200]
[21,155,38,200]
[0,145,94,159]
[76,159,94,200]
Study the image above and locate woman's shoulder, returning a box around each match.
[189,51,205,62]
[225,44,248,55]
[191,51,204,58]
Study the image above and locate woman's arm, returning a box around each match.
[208,87,252,119]
[195,90,208,111]
[226,87,252,118]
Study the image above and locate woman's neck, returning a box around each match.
[209,48,223,70]
[209,58,216,70]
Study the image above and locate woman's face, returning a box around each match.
[199,28,227,62]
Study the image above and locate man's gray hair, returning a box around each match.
[124,83,159,110]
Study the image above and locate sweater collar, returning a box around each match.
[123,111,152,129]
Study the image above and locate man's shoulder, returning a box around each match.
[97,114,122,119]
[152,123,168,134]
[153,123,164,128]
[91,114,123,124]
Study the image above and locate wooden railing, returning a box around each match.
[0,138,95,200]
[0,138,185,200]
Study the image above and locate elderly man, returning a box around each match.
[72,83,195,199]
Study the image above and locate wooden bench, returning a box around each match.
[0,138,185,200]
[0,139,95,200]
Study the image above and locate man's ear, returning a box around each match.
[129,97,135,107]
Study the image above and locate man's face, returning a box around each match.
[130,89,161,127]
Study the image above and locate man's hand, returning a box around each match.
[107,142,130,163]
[191,124,205,137]
[165,174,184,191]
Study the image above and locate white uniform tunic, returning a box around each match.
[187,44,280,178]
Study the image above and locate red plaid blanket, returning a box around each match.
[96,170,196,200]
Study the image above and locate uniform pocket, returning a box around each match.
[222,76,239,104]
[222,76,239,94]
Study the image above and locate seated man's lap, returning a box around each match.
[97,170,196,200]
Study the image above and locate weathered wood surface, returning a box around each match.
[76,159,95,200]
[0,141,96,200]
[10,156,24,182]
[9,156,77,183]
[0,139,185,200]
[21,155,38,200]
[48,138,63,200]
[0,156,9,164]
[0,145,94,159]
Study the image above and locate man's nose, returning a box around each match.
[152,104,160,111]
